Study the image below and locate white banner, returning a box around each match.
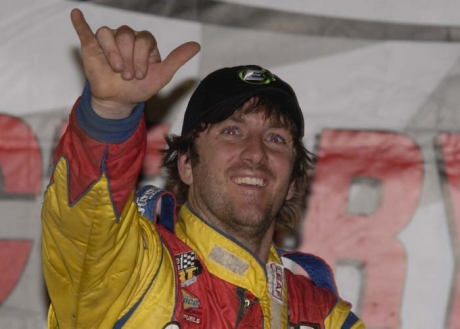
[1,1,459,328]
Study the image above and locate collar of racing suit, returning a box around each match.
[175,203,289,327]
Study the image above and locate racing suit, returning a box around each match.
[41,85,365,328]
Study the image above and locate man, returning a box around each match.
[41,8,365,328]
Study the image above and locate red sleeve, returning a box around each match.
[285,270,338,324]
[51,98,147,216]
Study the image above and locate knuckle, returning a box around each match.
[115,25,135,38]
[137,30,153,38]
[95,26,111,38]
[136,31,156,45]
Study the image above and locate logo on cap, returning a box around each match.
[238,68,276,85]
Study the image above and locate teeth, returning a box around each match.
[234,177,264,187]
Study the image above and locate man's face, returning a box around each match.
[178,104,296,239]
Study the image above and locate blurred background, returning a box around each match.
[1,0,459,327]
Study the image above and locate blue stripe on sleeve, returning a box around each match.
[76,83,144,143]
[342,311,360,328]
[281,251,338,295]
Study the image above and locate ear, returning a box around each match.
[286,180,296,201]
[178,152,193,185]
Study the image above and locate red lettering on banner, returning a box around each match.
[0,115,41,197]
[437,133,460,329]
[0,240,32,303]
[300,130,423,328]
[143,124,169,176]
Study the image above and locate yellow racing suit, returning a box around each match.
[41,85,365,328]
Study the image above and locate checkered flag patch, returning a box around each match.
[176,251,196,271]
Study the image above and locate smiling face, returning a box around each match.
[178,100,296,243]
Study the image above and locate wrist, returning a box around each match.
[91,96,137,119]
[77,83,145,143]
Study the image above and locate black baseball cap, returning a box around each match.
[181,65,304,137]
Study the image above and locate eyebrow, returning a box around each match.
[227,116,245,124]
[268,122,286,129]
[226,116,288,130]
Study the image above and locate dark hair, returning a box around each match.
[161,97,315,231]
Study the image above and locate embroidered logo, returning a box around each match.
[238,67,276,85]
[267,262,284,303]
[182,290,202,324]
[176,251,202,287]
[136,186,161,217]
[183,290,200,310]
[183,313,201,324]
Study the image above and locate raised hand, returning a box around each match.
[70,8,201,118]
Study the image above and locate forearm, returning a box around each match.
[51,83,145,213]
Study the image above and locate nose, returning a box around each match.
[240,133,267,165]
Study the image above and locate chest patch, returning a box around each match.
[183,290,200,310]
[208,245,249,276]
[182,290,202,324]
[175,251,202,287]
[267,262,284,304]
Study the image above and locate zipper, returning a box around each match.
[235,287,258,328]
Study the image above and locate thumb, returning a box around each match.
[161,42,201,85]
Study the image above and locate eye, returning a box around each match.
[222,126,240,136]
[267,133,286,144]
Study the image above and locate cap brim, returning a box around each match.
[188,87,304,135]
